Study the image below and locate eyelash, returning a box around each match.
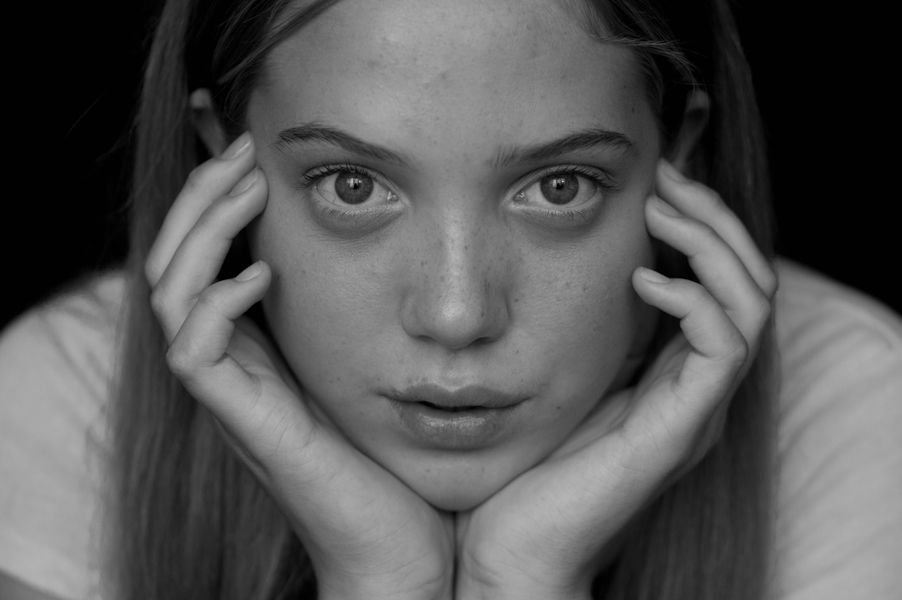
[300,162,396,221]
[299,162,617,222]
[514,165,617,222]
[302,162,381,187]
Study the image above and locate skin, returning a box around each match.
[246,0,659,511]
[144,0,776,597]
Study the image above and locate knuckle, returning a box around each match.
[682,178,724,209]
[695,183,725,210]
[674,218,719,258]
[144,256,161,286]
[182,161,219,194]
[686,281,711,306]
[182,164,207,194]
[720,332,749,367]
[750,292,773,323]
[165,342,195,378]
[691,218,719,245]
[195,197,230,230]
[733,336,750,363]
[195,284,227,315]
[760,265,779,298]
[149,285,171,319]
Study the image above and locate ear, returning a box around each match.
[189,89,229,157]
[666,89,710,176]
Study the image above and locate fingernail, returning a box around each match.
[236,261,263,282]
[222,132,252,160]
[638,267,670,284]
[229,168,258,196]
[658,159,686,182]
[652,195,681,217]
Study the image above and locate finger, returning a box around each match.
[166,263,333,483]
[166,261,271,392]
[624,269,747,472]
[164,260,322,478]
[163,261,304,449]
[632,268,748,414]
[145,132,255,287]
[656,160,777,299]
[645,196,772,345]
[151,169,267,340]
[168,265,411,557]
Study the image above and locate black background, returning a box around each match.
[3,2,897,329]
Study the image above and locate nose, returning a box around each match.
[400,214,510,350]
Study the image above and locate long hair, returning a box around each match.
[111,0,776,598]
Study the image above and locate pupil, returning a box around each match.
[540,174,578,205]
[335,172,374,204]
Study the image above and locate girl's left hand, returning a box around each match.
[453,160,777,600]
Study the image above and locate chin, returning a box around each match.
[421,484,495,512]
[395,453,528,512]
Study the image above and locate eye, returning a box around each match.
[306,165,398,208]
[513,168,604,209]
[332,171,374,204]
[539,173,587,205]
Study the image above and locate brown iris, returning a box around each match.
[539,174,579,205]
[335,172,374,204]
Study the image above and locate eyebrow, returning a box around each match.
[272,122,635,167]
[273,123,411,165]
[491,128,635,168]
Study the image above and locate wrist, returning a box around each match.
[316,564,453,600]
[319,581,451,600]
[456,579,593,600]
[455,560,593,600]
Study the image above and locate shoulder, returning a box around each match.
[774,260,902,453]
[0,273,125,438]
[0,271,126,600]
[772,259,902,599]
[1,273,125,401]
[775,258,902,380]
[774,259,902,449]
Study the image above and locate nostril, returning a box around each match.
[399,249,511,349]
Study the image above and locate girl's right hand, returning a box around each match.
[144,133,454,600]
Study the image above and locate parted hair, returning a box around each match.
[111,0,776,598]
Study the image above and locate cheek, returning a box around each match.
[249,175,654,411]
[248,197,398,393]
[515,200,654,397]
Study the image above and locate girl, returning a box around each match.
[2,0,900,598]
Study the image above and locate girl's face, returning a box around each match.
[246,0,661,510]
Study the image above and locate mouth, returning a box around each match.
[418,402,487,412]
[385,382,526,409]
[383,383,528,449]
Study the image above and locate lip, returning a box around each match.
[383,384,528,449]
[385,383,525,409]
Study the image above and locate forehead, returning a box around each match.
[255,0,653,157]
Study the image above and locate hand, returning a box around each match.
[144,133,454,600]
[454,160,777,600]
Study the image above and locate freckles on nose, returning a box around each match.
[400,223,514,349]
